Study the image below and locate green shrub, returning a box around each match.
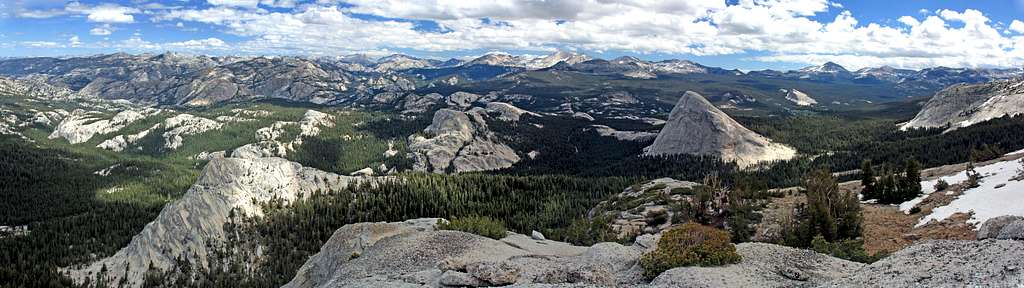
[639,222,741,279]
[810,235,886,263]
[670,187,694,195]
[437,216,507,240]
[933,179,949,191]
[645,209,669,226]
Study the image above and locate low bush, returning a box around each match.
[810,235,887,263]
[933,179,949,191]
[437,216,507,240]
[639,222,742,279]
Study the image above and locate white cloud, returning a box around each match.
[20,41,61,48]
[207,0,261,8]
[90,24,113,36]
[68,35,81,47]
[85,5,137,23]
[16,2,139,23]
[135,1,1024,69]
[1010,20,1024,34]
[898,16,920,27]
[167,37,228,49]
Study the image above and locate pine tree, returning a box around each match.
[860,160,875,199]
[901,159,922,199]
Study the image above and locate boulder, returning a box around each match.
[978,215,1024,239]
[531,230,546,241]
[997,220,1024,240]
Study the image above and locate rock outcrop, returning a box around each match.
[650,243,862,287]
[49,108,160,144]
[96,113,222,151]
[66,156,368,287]
[902,78,1024,131]
[286,219,1024,288]
[821,239,1024,287]
[644,91,796,168]
[588,178,706,238]
[231,109,335,158]
[784,89,818,106]
[978,215,1024,240]
[284,218,646,288]
[590,125,657,142]
[408,108,519,173]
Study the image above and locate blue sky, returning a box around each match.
[2,0,1024,71]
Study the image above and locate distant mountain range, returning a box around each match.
[0,51,1020,112]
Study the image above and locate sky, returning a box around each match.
[1,0,1024,71]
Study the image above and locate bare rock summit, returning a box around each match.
[644,91,795,168]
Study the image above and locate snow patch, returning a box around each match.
[916,159,1024,228]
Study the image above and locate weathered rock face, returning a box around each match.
[400,93,443,115]
[444,92,482,108]
[590,124,657,142]
[649,242,863,288]
[290,218,1024,288]
[283,218,646,288]
[231,109,335,158]
[784,89,818,106]
[902,78,1024,131]
[644,91,796,168]
[95,113,222,152]
[66,156,368,287]
[483,102,540,122]
[408,108,520,173]
[49,108,160,144]
[821,239,1024,287]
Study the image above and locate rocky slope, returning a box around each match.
[406,93,529,173]
[284,217,1024,287]
[783,89,818,106]
[651,243,862,287]
[407,107,520,173]
[0,53,415,106]
[901,78,1024,131]
[65,156,370,287]
[284,218,650,287]
[588,178,705,238]
[644,91,796,168]
[821,239,1024,287]
[49,108,161,144]
[231,109,336,158]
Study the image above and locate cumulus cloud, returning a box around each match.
[19,0,1014,69]
[1010,20,1024,34]
[85,5,137,23]
[68,35,81,47]
[17,2,139,23]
